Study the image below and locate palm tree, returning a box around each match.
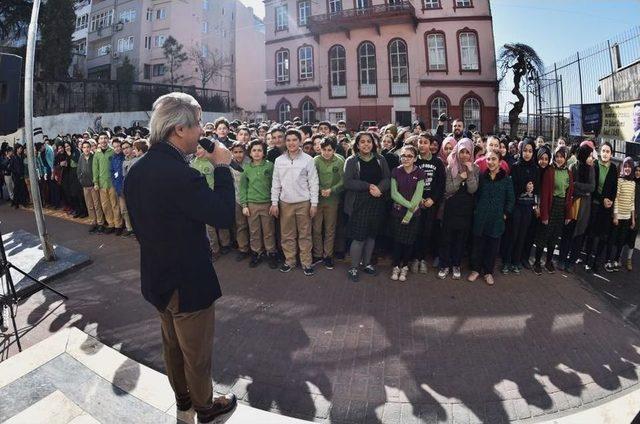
[498,43,544,138]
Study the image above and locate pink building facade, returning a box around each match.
[264,0,498,132]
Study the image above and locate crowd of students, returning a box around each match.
[1,115,638,285]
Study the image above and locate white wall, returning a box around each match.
[0,110,238,146]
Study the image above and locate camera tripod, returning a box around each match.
[0,223,68,352]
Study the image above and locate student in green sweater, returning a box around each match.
[93,133,122,233]
[240,139,278,269]
[312,137,345,269]
[191,144,231,258]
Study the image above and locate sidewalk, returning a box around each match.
[2,203,640,423]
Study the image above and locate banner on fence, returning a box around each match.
[570,100,640,141]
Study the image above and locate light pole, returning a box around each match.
[24,0,55,261]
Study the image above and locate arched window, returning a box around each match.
[388,39,408,95]
[298,45,313,80]
[329,45,346,98]
[463,97,481,131]
[430,97,448,130]
[301,100,315,123]
[276,49,290,83]
[277,100,291,122]
[358,41,377,96]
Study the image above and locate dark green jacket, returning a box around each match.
[473,169,515,238]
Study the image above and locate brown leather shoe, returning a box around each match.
[176,394,192,411]
[196,394,237,423]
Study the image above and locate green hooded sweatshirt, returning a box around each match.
[92,147,114,189]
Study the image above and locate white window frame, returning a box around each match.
[96,44,111,56]
[328,0,342,13]
[355,0,370,9]
[423,0,440,8]
[202,21,208,33]
[144,35,151,49]
[298,46,313,80]
[463,98,481,132]
[459,32,479,71]
[298,0,310,26]
[278,102,291,122]
[430,97,448,130]
[201,44,209,58]
[152,64,166,77]
[73,40,86,55]
[275,5,288,31]
[389,39,409,95]
[76,14,88,31]
[90,9,114,32]
[156,8,166,20]
[329,45,346,97]
[154,35,166,48]
[301,100,315,123]
[117,36,134,53]
[146,8,153,20]
[276,49,290,83]
[456,0,472,7]
[119,9,136,23]
[427,33,446,70]
[358,42,377,96]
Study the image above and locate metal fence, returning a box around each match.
[501,26,640,146]
[19,79,230,124]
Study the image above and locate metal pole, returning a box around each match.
[554,64,561,145]
[24,0,56,261]
[607,40,617,102]
[526,77,530,135]
[576,52,584,106]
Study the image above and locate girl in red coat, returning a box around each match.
[533,146,574,275]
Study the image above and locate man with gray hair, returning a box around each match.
[124,92,237,422]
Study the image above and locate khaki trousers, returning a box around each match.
[206,226,230,254]
[99,187,122,228]
[234,203,250,253]
[83,187,104,226]
[279,200,312,268]
[119,195,132,231]
[312,201,339,258]
[159,291,215,411]
[4,175,14,200]
[247,202,276,254]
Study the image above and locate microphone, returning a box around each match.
[198,137,216,153]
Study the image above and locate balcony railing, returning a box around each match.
[307,1,416,36]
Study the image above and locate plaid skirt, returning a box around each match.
[348,192,386,241]
[391,213,421,245]
[536,196,565,247]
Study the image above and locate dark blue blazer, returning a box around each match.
[124,142,235,313]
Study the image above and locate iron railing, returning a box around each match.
[307,1,416,33]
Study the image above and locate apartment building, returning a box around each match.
[84,0,265,113]
[264,0,498,131]
[70,0,91,78]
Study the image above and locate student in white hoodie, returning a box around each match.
[270,128,319,276]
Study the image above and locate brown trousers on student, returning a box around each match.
[234,203,250,253]
[312,201,339,258]
[83,187,104,226]
[206,226,231,254]
[99,187,122,229]
[279,200,312,268]
[119,195,132,231]
[159,291,215,411]
[247,202,276,254]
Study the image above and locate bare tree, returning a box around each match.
[189,43,232,90]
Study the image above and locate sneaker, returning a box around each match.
[467,271,480,282]
[501,264,510,275]
[613,261,621,272]
[437,267,449,279]
[391,266,401,281]
[123,230,134,237]
[115,227,124,236]
[484,274,495,286]
[399,266,409,282]
[249,253,262,268]
[347,267,359,282]
[604,262,615,273]
[419,260,428,274]
[279,263,292,273]
[532,262,543,275]
[361,264,377,276]
[235,251,249,262]
[88,225,98,233]
[220,246,231,255]
[410,260,420,274]
[268,253,279,269]
[312,256,323,266]
[511,265,521,275]
[452,266,461,280]
[323,257,334,270]
[96,225,105,233]
[544,261,555,274]
[627,258,633,271]
[104,227,115,234]
[303,267,315,276]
